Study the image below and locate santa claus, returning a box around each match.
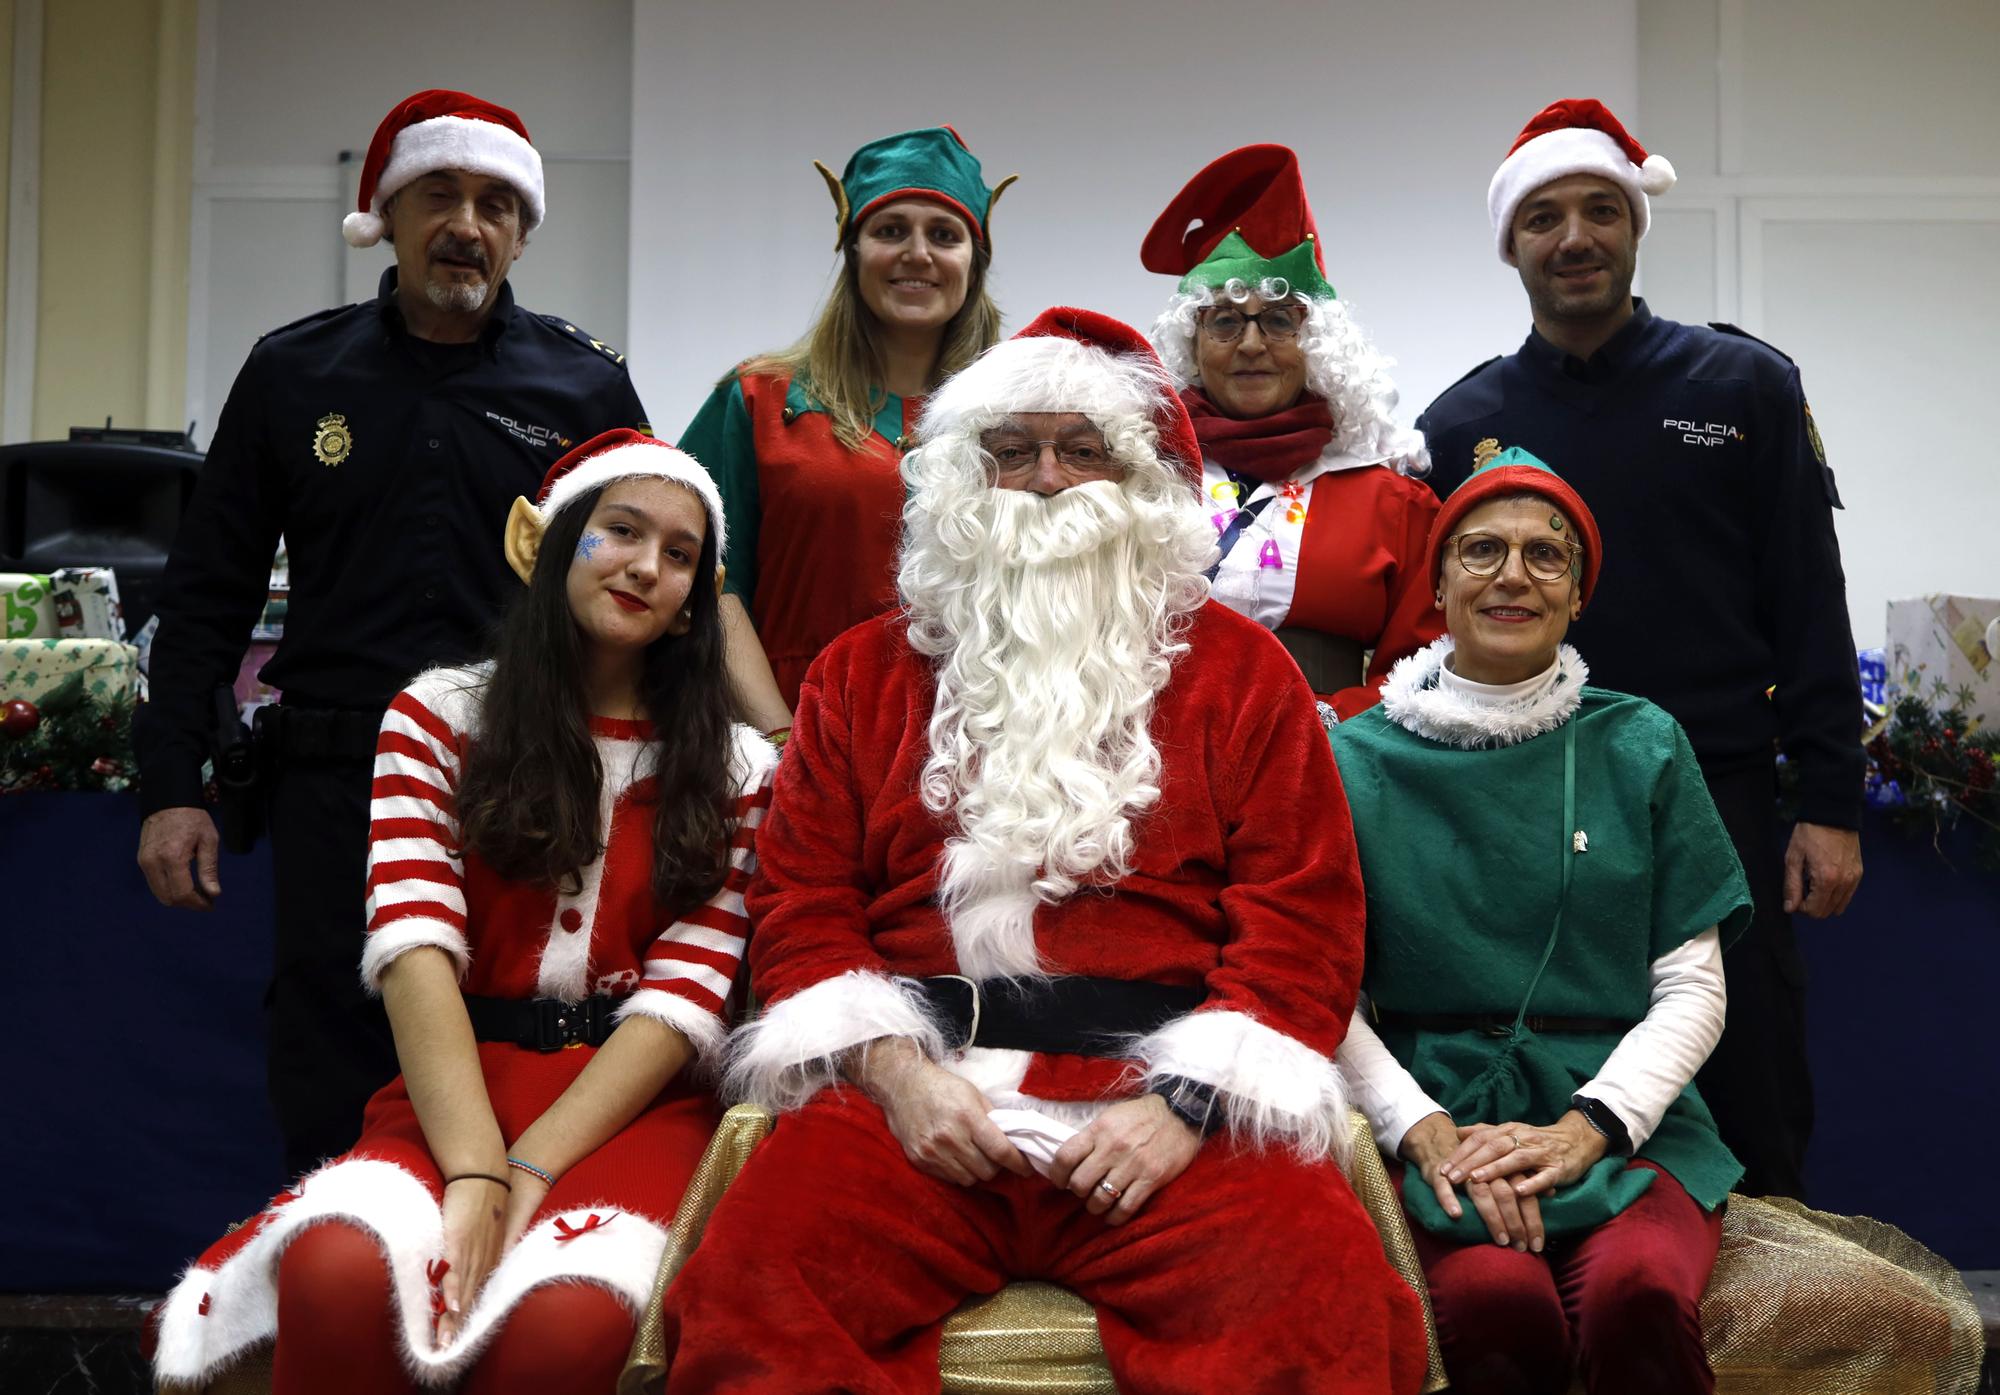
[661,308,1427,1395]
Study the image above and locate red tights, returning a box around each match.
[1407,1160,1723,1395]
[271,1221,634,1395]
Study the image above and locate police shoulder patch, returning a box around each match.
[543,315,627,366]
[1708,322,1796,366]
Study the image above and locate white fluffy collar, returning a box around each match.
[1378,637,1588,749]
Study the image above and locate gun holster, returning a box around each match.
[211,686,267,855]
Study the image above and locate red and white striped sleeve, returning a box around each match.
[615,728,779,1059]
[360,675,476,992]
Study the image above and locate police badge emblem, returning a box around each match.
[1803,401,1826,466]
[1473,437,1502,469]
[313,413,353,467]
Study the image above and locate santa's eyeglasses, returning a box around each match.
[1197,304,1309,344]
[979,431,1114,474]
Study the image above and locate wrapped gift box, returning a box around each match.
[2,572,58,640]
[49,566,126,641]
[1,639,140,793]
[1,638,142,705]
[1885,595,1999,730]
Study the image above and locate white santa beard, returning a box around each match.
[909,481,1198,979]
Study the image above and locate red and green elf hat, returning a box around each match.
[1424,445,1602,608]
[1141,144,1334,300]
[813,126,1017,251]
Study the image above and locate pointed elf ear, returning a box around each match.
[503,496,546,585]
[715,563,727,595]
[814,160,850,251]
[985,173,1019,240]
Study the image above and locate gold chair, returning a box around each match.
[620,1104,1449,1395]
[620,1105,1986,1395]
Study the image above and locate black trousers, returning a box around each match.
[1693,760,1813,1200]
[265,753,399,1177]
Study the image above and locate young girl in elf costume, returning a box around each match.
[151,430,776,1394]
[1145,145,1441,722]
[681,125,1012,734]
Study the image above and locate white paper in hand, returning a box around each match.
[988,1108,1080,1179]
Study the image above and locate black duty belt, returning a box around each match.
[1370,1007,1636,1037]
[913,975,1203,1057]
[464,994,621,1051]
[257,703,387,763]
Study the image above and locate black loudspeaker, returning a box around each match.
[0,440,204,638]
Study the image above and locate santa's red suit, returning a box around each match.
[661,602,1428,1395]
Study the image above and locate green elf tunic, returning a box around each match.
[681,370,919,710]
[1329,637,1752,1243]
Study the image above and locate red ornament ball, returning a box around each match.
[1,699,40,736]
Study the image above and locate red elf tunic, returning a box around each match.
[662,604,1428,1395]
[681,369,922,710]
[151,665,776,1389]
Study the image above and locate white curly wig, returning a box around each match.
[1150,278,1429,478]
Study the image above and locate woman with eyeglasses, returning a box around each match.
[679,127,1011,741]
[1328,447,1750,1394]
[1144,146,1440,722]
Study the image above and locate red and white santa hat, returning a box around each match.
[1487,98,1675,264]
[342,89,545,249]
[535,429,727,559]
[920,306,1203,482]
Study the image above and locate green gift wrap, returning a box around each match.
[1,638,141,704]
[2,573,57,640]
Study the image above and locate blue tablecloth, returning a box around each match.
[7,792,284,1292]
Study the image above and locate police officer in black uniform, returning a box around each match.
[1419,100,1863,1201]
[135,90,648,1176]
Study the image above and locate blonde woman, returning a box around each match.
[681,127,1011,732]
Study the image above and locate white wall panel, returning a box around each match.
[196,196,341,439]
[1641,206,1718,324]
[1739,0,2000,178]
[628,0,1639,440]
[1758,213,2000,648]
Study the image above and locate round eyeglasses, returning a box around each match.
[1197,303,1309,344]
[1447,532,1583,582]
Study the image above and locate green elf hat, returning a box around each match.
[1141,144,1335,300]
[1425,445,1603,607]
[813,126,1017,252]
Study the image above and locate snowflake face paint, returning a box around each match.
[575,530,604,561]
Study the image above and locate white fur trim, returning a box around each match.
[616,987,728,1061]
[540,443,727,560]
[945,1046,1110,1133]
[152,1156,666,1387]
[360,920,471,993]
[372,114,544,231]
[343,209,387,248]
[920,334,1175,450]
[1488,126,1668,264]
[1379,638,1588,748]
[535,732,655,1000]
[723,970,945,1112]
[1135,1009,1351,1164]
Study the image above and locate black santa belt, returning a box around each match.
[913,975,1204,1056]
[464,994,621,1051]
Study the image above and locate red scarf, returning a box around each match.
[1182,388,1334,484]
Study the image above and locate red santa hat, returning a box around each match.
[922,307,1202,481]
[1487,98,1675,265]
[535,429,727,559]
[342,89,545,249]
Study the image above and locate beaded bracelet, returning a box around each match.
[506,1156,555,1186]
[765,726,792,749]
[444,1171,511,1190]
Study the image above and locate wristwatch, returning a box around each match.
[1571,1094,1633,1155]
[1152,1074,1222,1136]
